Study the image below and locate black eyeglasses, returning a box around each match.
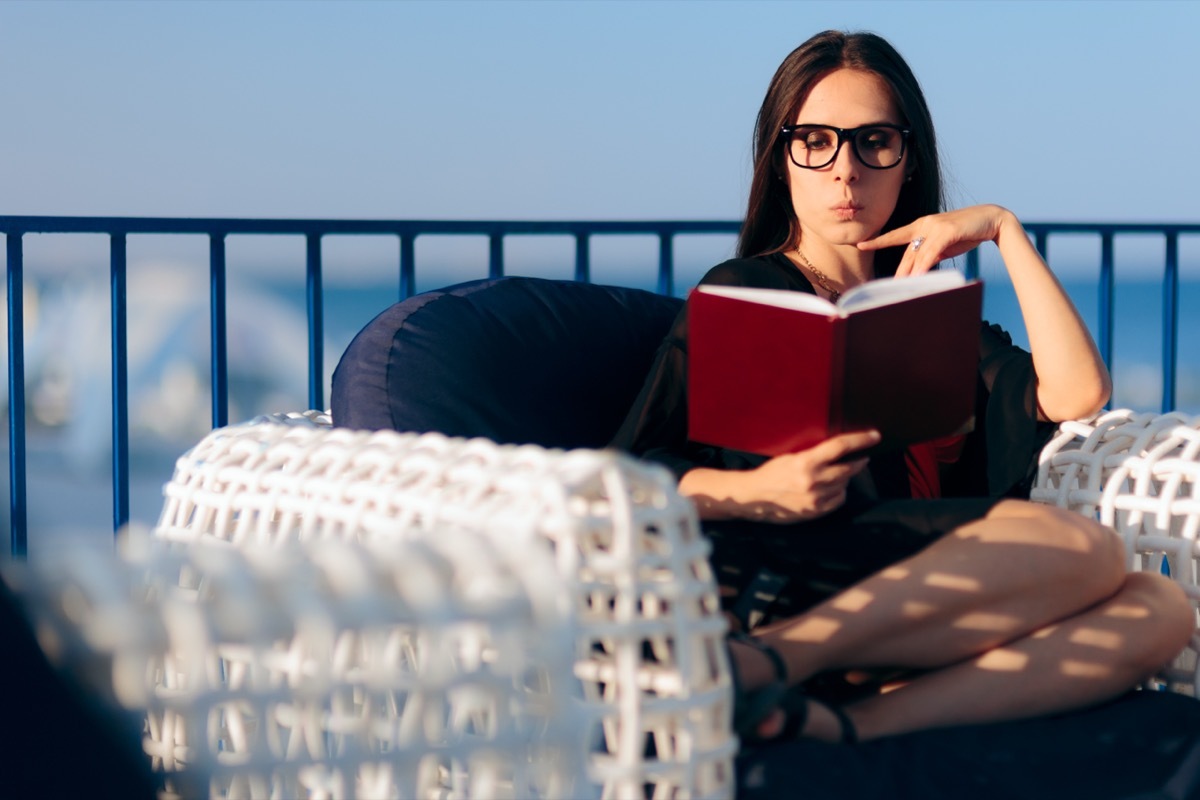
[780,124,911,170]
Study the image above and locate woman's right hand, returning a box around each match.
[679,430,880,523]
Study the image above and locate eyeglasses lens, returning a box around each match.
[789,127,904,169]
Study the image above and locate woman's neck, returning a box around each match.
[790,240,876,294]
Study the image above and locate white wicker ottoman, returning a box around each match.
[156,412,738,800]
[6,529,581,799]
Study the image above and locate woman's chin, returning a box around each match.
[826,228,881,248]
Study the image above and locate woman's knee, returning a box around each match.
[1114,571,1196,670]
[979,501,1126,596]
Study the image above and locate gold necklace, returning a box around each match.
[794,249,841,302]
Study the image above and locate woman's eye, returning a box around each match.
[803,133,833,150]
[860,131,893,150]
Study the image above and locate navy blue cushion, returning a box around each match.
[331,277,683,449]
[737,690,1200,799]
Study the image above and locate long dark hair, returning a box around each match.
[737,30,943,277]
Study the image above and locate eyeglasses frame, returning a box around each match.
[779,124,912,170]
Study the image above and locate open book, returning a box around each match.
[686,271,983,456]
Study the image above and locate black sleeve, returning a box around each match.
[608,259,793,478]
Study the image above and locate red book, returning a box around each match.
[687,272,983,456]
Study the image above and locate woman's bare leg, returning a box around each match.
[758,501,1128,679]
[729,501,1195,739]
[834,571,1195,740]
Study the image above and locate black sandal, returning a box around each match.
[776,686,859,744]
[729,631,790,741]
[729,632,859,745]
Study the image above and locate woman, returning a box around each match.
[610,30,1193,745]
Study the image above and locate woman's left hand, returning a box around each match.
[858,204,1014,277]
[861,202,1112,422]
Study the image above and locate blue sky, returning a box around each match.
[4,0,1198,225]
[4,0,1199,537]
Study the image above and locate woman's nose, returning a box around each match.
[830,140,859,182]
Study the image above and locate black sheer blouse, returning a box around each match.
[610,253,1058,620]
[611,252,1055,503]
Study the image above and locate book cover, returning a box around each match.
[686,272,983,456]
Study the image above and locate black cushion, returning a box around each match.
[736,690,1200,799]
[331,277,682,449]
[0,576,159,799]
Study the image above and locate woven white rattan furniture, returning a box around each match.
[1031,409,1200,695]
[156,411,737,800]
[7,530,580,800]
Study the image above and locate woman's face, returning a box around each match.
[785,68,909,250]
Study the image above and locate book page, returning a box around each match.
[694,270,971,317]
[692,285,838,314]
[836,270,967,312]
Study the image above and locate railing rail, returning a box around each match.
[3,215,1197,556]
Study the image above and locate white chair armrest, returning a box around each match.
[1031,409,1200,695]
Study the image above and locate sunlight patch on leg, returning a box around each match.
[878,566,910,581]
[831,588,874,613]
[901,600,938,620]
[1104,603,1151,619]
[780,616,842,643]
[977,648,1029,671]
[954,611,1021,633]
[1032,624,1060,639]
[924,572,982,592]
[1069,628,1122,650]
[1061,659,1113,679]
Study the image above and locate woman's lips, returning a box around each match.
[832,203,864,220]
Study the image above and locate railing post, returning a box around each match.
[7,234,27,557]
[574,233,590,283]
[1098,232,1114,377]
[1163,232,1179,413]
[964,249,979,281]
[1034,229,1049,259]
[110,233,129,534]
[489,234,504,280]
[306,233,324,412]
[209,233,228,428]
[399,232,416,300]
[657,232,674,297]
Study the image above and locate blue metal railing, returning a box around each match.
[1008,222,1195,412]
[2,215,1197,557]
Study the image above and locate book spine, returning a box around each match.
[827,318,847,434]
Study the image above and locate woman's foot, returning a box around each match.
[729,633,858,744]
[769,689,859,743]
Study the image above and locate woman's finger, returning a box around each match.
[901,237,942,276]
[809,430,881,463]
[812,457,869,488]
[858,224,915,251]
[814,485,849,512]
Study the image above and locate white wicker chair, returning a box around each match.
[155,412,737,800]
[139,404,1200,797]
[5,529,581,800]
[1031,408,1200,695]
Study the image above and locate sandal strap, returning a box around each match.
[728,632,791,741]
[827,702,859,744]
[729,631,789,684]
[729,634,859,745]
[778,687,859,745]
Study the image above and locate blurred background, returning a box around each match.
[2,0,1197,550]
